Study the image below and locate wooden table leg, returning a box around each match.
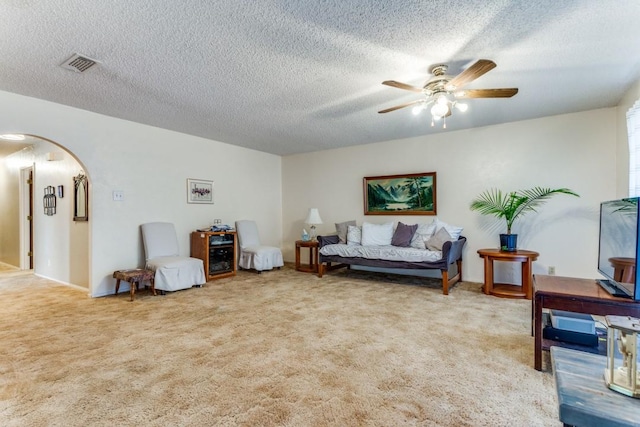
[534,293,543,370]
[483,256,493,295]
[130,280,136,301]
[312,246,318,273]
[295,244,301,270]
[522,259,533,300]
[115,279,121,295]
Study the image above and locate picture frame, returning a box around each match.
[187,178,214,204]
[364,172,436,215]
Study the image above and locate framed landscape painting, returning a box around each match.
[187,178,214,204]
[364,172,436,215]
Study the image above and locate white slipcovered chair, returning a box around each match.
[235,220,284,272]
[140,222,206,292]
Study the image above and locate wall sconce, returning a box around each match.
[44,186,56,216]
[605,315,640,398]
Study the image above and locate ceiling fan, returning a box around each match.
[378,59,518,127]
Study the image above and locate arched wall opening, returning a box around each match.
[0,134,91,292]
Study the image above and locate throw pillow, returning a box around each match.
[391,222,418,247]
[426,227,456,251]
[434,219,464,240]
[361,222,394,246]
[335,220,356,243]
[346,225,362,246]
[410,220,437,249]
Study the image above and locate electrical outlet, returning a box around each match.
[113,191,124,201]
[548,266,556,275]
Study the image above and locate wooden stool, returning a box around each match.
[113,269,156,301]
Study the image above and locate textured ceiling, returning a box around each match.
[1,1,640,156]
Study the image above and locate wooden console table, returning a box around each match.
[551,346,640,427]
[533,275,640,371]
[477,248,539,299]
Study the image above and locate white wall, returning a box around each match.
[0,90,283,297]
[617,79,640,197]
[282,109,617,283]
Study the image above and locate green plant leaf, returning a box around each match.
[470,186,579,234]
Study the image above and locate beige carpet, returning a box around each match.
[0,266,559,426]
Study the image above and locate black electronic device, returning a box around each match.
[597,197,640,301]
[542,325,599,347]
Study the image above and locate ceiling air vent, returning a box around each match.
[60,53,99,73]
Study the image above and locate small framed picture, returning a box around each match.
[57,185,64,198]
[187,179,214,204]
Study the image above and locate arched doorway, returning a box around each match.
[0,134,90,290]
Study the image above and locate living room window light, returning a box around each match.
[628,99,640,196]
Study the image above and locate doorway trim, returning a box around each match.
[19,165,34,270]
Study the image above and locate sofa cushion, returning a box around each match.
[391,222,418,247]
[361,222,394,246]
[347,225,362,246]
[335,220,356,243]
[434,219,464,240]
[319,243,443,263]
[426,227,456,251]
[410,221,437,249]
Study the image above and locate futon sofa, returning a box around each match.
[316,220,466,295]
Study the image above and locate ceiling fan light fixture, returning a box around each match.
[436,94,449,105]
[430,102,449,118]
[379,59,517,129]
[455,102,468,112]
[412,102,426,115]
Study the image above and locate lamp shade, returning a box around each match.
[305,208,323,225]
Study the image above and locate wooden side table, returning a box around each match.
[477,248,539,299]
[113,269,156,301]
[609,257,636,283]
[295,240,319,273]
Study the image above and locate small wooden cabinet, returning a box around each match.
[190,231,237,280]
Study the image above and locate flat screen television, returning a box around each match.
[597,197,640,300]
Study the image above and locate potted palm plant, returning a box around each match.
[470,187,579,251]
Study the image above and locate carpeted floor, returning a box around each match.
[0,266,559,426]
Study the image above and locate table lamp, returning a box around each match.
[305,208,323,241]
[604,315,640,398]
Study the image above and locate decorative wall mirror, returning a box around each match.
[73,173,88,221]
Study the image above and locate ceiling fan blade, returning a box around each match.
[455,88,518,98]
[446,59,496,90]
[382,80,423,93]
[378,99,424,114]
